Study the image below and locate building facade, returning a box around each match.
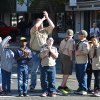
[65,0,100,37]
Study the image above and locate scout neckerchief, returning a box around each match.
[93,44,99,58]
[76,39,87,51]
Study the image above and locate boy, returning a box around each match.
[89,36,100,97]
[75,30,90,95]
[15,37,32,97]
[40,37,59,97]
[58,29,75,95]
[0,36,14,95]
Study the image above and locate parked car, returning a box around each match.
[0,21,19,41]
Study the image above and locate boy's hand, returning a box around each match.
[7,36,12,40]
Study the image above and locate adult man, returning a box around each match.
[29,11,55,92]
[75,30,90,95]
[90,23,100,38]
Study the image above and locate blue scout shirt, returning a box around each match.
[15,47,32,65]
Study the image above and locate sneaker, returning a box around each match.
[23,93,29,97]
[60,88,69,95]
[51,93,56,97]
[41,92,47,97]
[58,86,62,90]
[64,87,73,92]
[17,94,24,97]
[87,89,94,94]
[93,90,100,97]
[0,93,7,96]
[78,91,87,95]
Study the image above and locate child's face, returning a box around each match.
[91,38,98,45]
[78,34,85,40]
[20,41,27,47]
[47,38,54,46]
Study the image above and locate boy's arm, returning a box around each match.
[1,36,11,48]
[49,48,59,59]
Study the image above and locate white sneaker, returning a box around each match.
[78,91,87,95]
[93,91,100,97]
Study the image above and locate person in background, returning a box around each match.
[58,29,75,95]
[0,36,14,95]
[40,37,59,97]
[89,36,100,97]
[90,23,100,39]
[15,37,32,97]
[29,11,55,92]
[17,17,27,37]
[75,30,90,95]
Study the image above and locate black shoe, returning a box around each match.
[88,89,94,94]
[23,93,29,97]
[0,92,3,95]
[0,92,7,96]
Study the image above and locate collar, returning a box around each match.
[80,38,87,42]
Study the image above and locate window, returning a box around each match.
[56,13,65,32]
[91,10,100,28]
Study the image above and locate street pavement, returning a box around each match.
[0,73,100,100]
[0,42,100,100]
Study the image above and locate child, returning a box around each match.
[15,37,32,97]
[40,37,59,97]
[86,41,93,93]
[0,36,14,95]
[89,36,100,97]
[58,29,75,95]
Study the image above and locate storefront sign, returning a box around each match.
[16,0,28,12]
[69,0,77,6]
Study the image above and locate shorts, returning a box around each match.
[61,54,73,75]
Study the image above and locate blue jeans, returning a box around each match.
[1,69,11,93]
[75,63,87,91]
[30,51,40,89]
[41,66,56,93]
[17,64,29,95]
